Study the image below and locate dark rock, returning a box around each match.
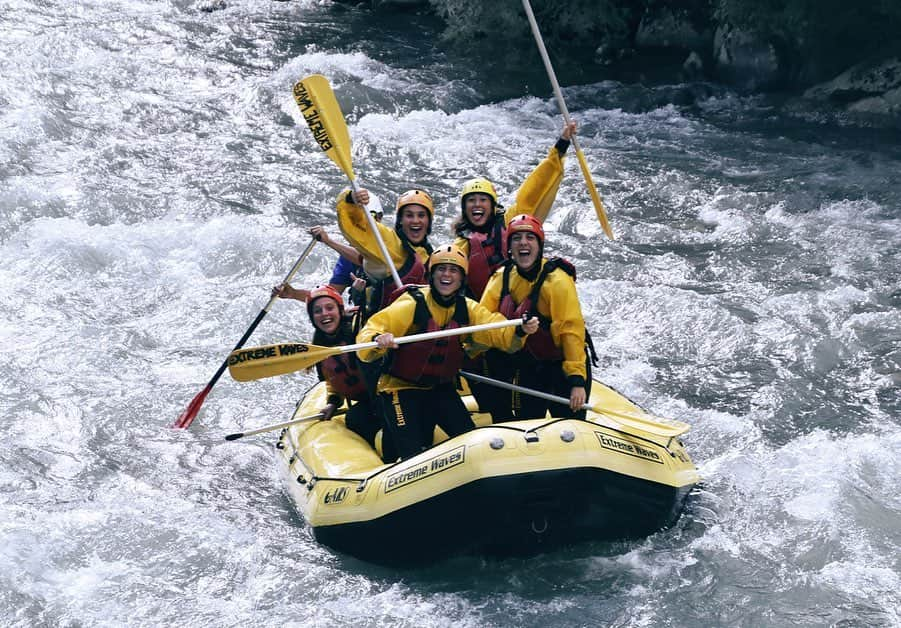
[713,24,786,90]
[804,57,901,116]
[595,44,635,67]
[681,51,704,81]
[635,6,710,52]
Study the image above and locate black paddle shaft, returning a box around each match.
[205,308,269,388]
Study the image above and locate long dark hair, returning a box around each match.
[311,315,356,347]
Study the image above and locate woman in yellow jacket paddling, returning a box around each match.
[479,214,590,421]
[357,244,539,461]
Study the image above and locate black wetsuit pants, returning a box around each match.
[483,350,590,421]
[377,383,475,461]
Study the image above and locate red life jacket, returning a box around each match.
[313,317,369,401]
[317,354,369,401]
[387,287,470,385]
[465,219,507,299]
[368,240,429,314]
[498,258,576,361]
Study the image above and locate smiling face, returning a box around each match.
[399,204,430,245]
[509,231,541,272]
[463,193,494,228]
[310,297,341,335]
[431,263,463,297]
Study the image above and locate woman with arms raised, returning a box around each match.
[452,120,576,300]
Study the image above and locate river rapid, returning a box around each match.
[1,1,899,626]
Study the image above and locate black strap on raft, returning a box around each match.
[585,328,599,367]
[528,257,575,312]
[484,215,507,266]
[349,307,362,336]
[500,261,513,298]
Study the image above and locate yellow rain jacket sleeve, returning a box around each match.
[504,144,566,224]
[336,189,429,274]
[479,259,587,383]
[356,288,524,393]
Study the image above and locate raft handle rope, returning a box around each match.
[281,414,682,492]
[531,516,549,534]
[289,450,371,492]
[283,438,383,492]
[472,416,679,457]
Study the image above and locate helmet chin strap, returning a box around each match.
[467,213,496,234]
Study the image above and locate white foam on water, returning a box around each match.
[2,0,900,625]
[696,428,900,573]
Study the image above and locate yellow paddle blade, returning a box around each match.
[228,342,339,382]
[575,148,614,240]
[292,74,355,181]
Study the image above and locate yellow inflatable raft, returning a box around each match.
[276,378,699,565]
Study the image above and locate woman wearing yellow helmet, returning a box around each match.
[452,120,576,300]
[356,243,539,461]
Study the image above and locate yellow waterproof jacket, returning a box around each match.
[454,144,566,257]
[357,287,526,392]
[479,259,587,383]
[336,190,429,278]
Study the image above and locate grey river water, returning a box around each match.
[1,1,899,626]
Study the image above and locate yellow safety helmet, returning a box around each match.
[460,177,498,210]
[395,188,434,235]
[428,243,469,276]
[396,189,434,218]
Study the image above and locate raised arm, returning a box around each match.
[309,225,364,266]
[504,120,577,223]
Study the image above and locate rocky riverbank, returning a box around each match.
[349,0,901,124]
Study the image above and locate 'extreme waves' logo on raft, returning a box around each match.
[384,446,466,493]
[595,432,664,464]
[228,344,309,365]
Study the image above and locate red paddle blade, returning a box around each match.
[171,385,210,429]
